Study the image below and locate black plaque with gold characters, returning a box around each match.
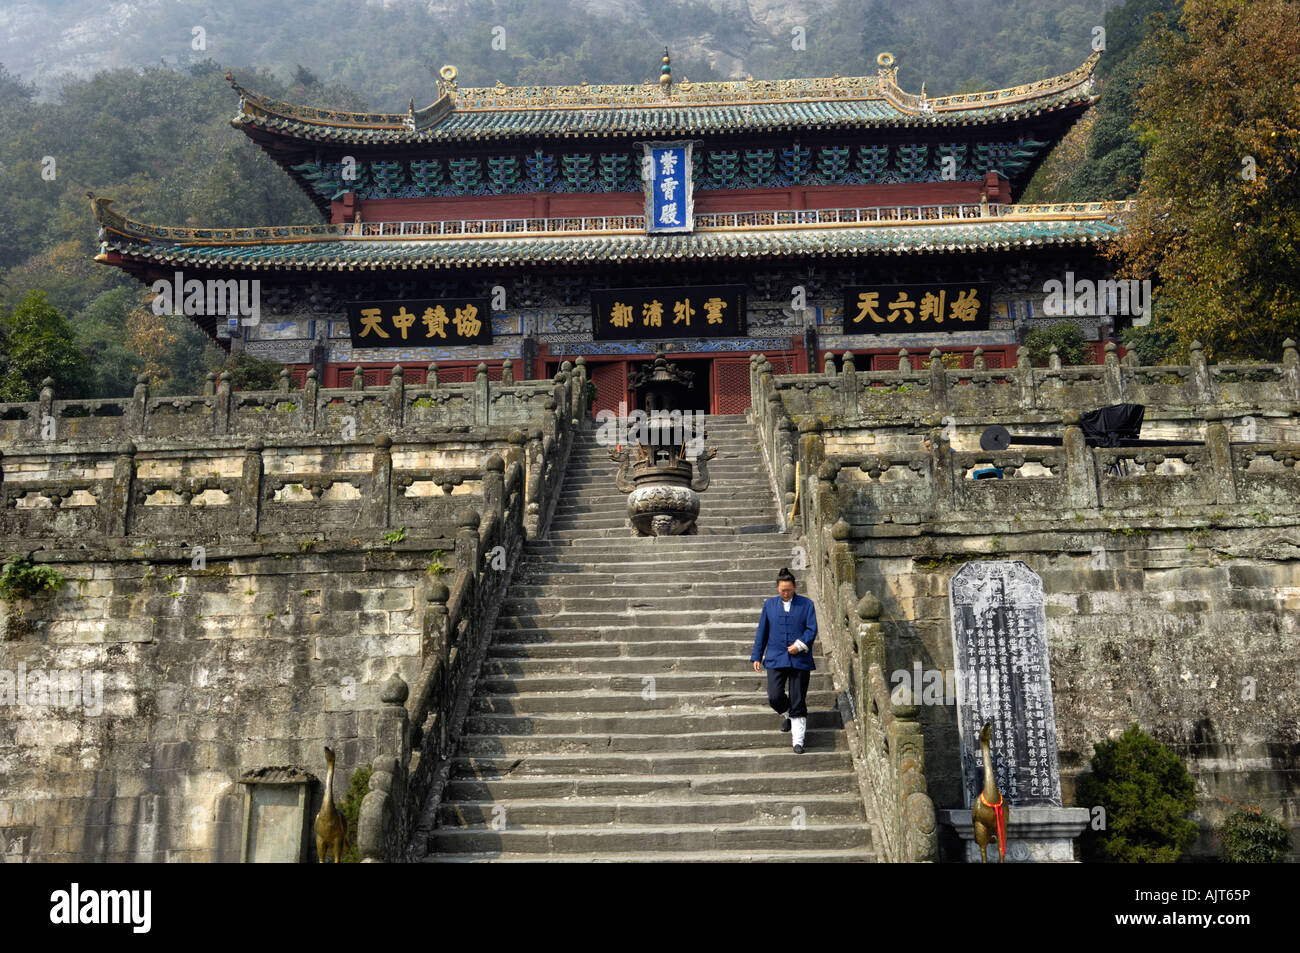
[344,298,493,347]
[591,285,745,340]
[843,282,992,332]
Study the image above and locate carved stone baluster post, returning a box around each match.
[454,508,481,583]
[1016,347,1035,411]
[482,454,505,526]
[1281,339,1299,409]
[366,435,393,529]
[475,363,490,427]
[390,365,405,431]
[215,372,232,434]
[777,415,797,518]
[1189,340,1212,404]
[35,377,55,442]
[891,702,938,863]
[238,439,264,532]
[524,426,544,538]
[304,368,320,433]
[570,356,587,423]
[128,373,149,438]
[106,441,136,536]
[840,351,858,419]
[1203,410,1238,505]
[928,421,954,520]
[928,348,949,418]
[1063,410,1099,510]
[1102,341,1125,405]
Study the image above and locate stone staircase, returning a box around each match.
[418,414,877,861]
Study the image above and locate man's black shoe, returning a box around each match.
[793,744,804,754]
[781,717,791,732]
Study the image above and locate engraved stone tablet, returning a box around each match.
[949,560,1062,808]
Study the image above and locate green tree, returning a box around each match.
[1219,806,1291,863]
[1076,723,1199,862]
[0,290,87,401]
[1022,321,1093,365]
[1113,0,1300,360]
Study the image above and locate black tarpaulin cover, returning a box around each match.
[1078,403,1146,447]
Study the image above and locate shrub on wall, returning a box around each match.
[0,554,66,603]
[1022,321,1094,366]
[1219,806,1292,862]
[340,763,372,863]
[1075,723,1199,862]
[224,352,284,391]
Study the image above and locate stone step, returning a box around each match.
[493,596,784,614]
[545,517,777,532]
[422,847,875,863]
[488,626,770,643]
[493,610,789,629]
[525,533,792,547]
[455,729,847,755]
[475,658,822,678]
[487,639,750,658]
[437,794,865,827]
[511,566,793,583]
[468,689,841,714]
[443,771,859,801]
[461,709,843,734]
[475,673,833,695]
[427,822,872,855]
[544,525,782,539]
[450,750,853,778]
[498,594,779,612]
[503,583,779,599]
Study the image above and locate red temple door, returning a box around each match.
[588,361,629,416]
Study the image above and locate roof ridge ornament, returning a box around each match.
[659,47,672,98]
[437,64,458,101]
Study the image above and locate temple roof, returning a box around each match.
[227,52,1099,147]
[92,197,1129,275]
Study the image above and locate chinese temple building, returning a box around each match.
[92,50,1128,416]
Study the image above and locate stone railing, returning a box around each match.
[354,366,584,861]
[762,340,1300,427]
[0,359,590,448]
[757,397,937,861]
[750,344,1300,861]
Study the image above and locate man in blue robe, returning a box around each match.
[750,568,818,753]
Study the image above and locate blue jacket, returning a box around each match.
[750,593,818,671]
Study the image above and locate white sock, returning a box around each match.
[791,716,807,747]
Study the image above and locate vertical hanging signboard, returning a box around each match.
[641,141,694,234]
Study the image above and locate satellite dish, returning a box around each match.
[980,425,1011,451]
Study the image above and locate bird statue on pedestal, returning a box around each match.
[972,722,1009,863]
[314,745,348,863]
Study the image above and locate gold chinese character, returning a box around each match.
[642,300,663,327]
[454,304,482,337]
[358,307,389,338]
[392,307,416,339]
[887,291,916,324]
[920,291,946,324]
[610,302,634,328]
[854,292,882,324]
[951,289,981,322]
[703,296,727,325]
[673,298,694,326]
[422,306,448,338]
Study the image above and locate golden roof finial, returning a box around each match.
[659,47,672,95]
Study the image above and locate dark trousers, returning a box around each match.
[766,667,811,718]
